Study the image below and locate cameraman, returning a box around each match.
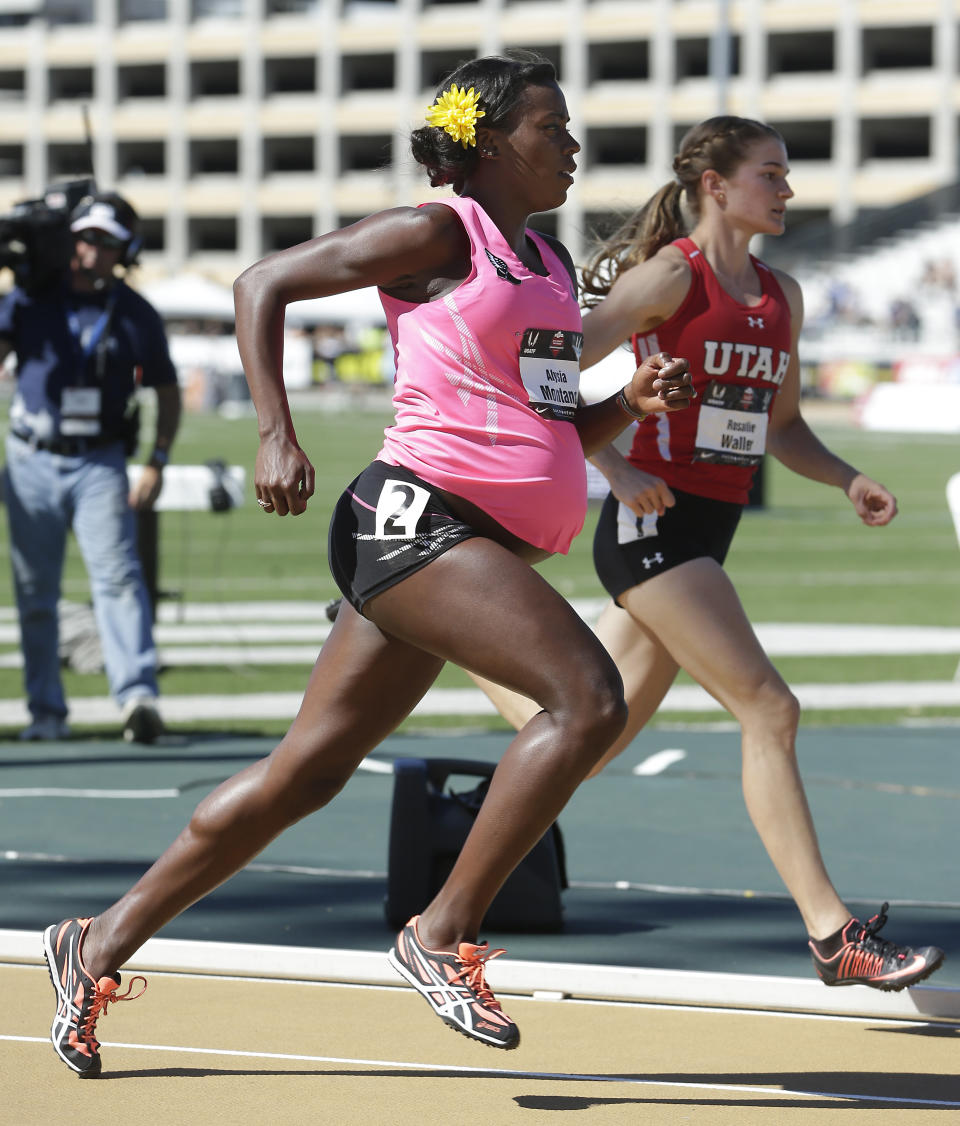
[0,191,181,743]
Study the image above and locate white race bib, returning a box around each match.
[518,328,582,422]
[693,380,775,467]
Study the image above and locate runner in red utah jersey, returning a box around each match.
[474,115,944,992]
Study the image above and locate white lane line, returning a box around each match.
[0,850,385,878]
[632,749,687,776]
[0,758,393,799]
[2,1035,958,1106]
[355,757,395,775]
[5,850,959,910]
[0,787,182,799]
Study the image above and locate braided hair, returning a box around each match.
[411,52,557,194]
[580,116,784,307]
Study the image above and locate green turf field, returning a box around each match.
[1,393,958,731]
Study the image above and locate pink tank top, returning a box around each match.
[377,195,586,554]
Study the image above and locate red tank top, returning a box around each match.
[627,236,792,504]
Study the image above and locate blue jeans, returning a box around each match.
[4,433,158,721]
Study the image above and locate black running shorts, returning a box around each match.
[328,461,477,614]
[593,486,743,604]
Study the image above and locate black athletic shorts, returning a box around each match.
[593,486,743,604]
[328,460,477,615]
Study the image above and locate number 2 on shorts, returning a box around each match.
[375,479,430,539]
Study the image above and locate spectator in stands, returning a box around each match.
[916,258,959,351]
[0,191,180,743]
[310,324,347,384]
[889,297,921,341]
[827,278,873,327]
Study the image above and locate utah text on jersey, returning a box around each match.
[702,340,790,384]
[634,331,790,386]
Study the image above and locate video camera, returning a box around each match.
[0,176,98,295]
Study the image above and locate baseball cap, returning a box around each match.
[70,193,139,243]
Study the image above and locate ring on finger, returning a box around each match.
[257,498,271,509]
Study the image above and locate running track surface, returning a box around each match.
[1,724,958,1122]
[4,964,960,1124]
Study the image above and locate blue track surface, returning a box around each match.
[1,726,957,985]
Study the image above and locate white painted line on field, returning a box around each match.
[755,622,960,656]
[632,749,687,775]
[0,623,335,646]
[153,624,333,643]
[155,646,324,665]
[153,598,611,625]
[158,602,338,622]
[2,681,960,731]
[0,647,330,669]
[5,606,960,655]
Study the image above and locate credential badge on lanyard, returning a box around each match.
[60,287,120,437]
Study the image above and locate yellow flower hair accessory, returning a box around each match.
[425,84,486,149]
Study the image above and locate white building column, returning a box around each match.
[239,0,264,265]
[165,0,190,269]
[933,0,958,182]
[832,0,860,227]
[93,0,117,185]
[709,0,731,116]
[648,0,675,184]
[738,0,765,121]
[393,0,419,206]
[316,0,340,234]
[24,18,48,194]
[558,0,586,259]
[479,0,503,57]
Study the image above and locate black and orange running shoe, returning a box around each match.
[810,903,944,991]
[388,915,520,1049]
[42,917,147,1077]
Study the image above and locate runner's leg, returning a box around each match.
[82,535,626,974]
[81,604,446,977]
[619,556,849,939]
[366,536,627,949]
[471,597,680,777]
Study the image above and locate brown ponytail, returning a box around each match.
[580,181,685,307]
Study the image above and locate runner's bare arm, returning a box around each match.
[767,270,897,525]
[580,247,691,369]
[575,353,693,457]
[234,206,471,515]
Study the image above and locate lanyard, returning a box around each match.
[64,283,121,382]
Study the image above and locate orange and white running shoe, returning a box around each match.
[42,917,147,1077]
[388,915,520,1049]
[809,903,944,991]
